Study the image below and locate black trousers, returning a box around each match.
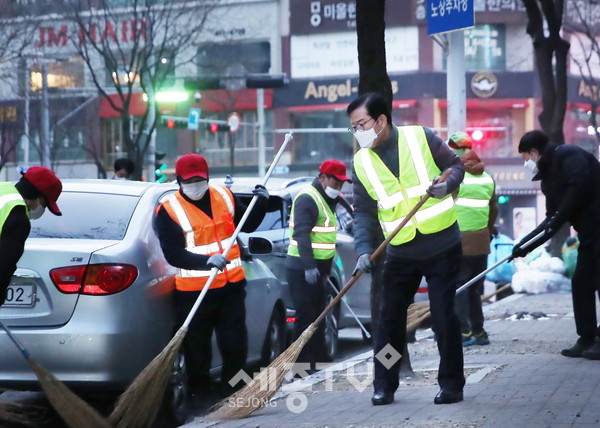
[175,285,247,393]
[287,268,326,371]
[571,247,600,343]
[374,243,465,393]
[455,254,488,335]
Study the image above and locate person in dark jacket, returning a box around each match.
[348,93,465,406]
[286,159,351,374]
[447,132,498,346]
[0,167,62,306]
[514,130,600,360]
[154,154,269,399]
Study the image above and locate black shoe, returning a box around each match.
[561,340,593,358]
[582,340,600,360]
[371,390,394,406]
[434,389,463,404]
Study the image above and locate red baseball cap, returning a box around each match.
[319,159,351,182]
[175,154,209,180]
[23,166,62,216]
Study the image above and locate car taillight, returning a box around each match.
[50,264,138,295]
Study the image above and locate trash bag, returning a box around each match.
[487,233,514,284]
[511,246,571,294]
[562,236,579,279]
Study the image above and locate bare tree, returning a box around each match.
[522,0,570,144]
[565,1,600,150]
[65,0,218,179]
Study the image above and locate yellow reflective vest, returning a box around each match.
[287,186,337,260]
[0,183,27,229]
[455,171,495,232]
[353,125,457,245]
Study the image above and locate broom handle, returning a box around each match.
[314,168,453,326]
[455,231,544,295]
[182,133,294,329]
[326,278,371,339]
[0,320,30,359]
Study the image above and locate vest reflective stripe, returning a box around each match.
[456,171,495,232]
[287,186,337,260]
[455,198,490,208]
[178,257,243,278]
[354,125,457,245]
[0,184,26,231]
[161,185,245,291]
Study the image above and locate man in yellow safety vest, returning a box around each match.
[447,132,498,347]
[286,159,351,374]
[347,93,465,406]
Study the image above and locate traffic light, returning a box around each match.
[498,195,510,204]
[207,123,230,133]
[470,129,484,142]
[160,115,187,128]
[155,153,168,183]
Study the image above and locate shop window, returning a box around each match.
[196,42,271,79]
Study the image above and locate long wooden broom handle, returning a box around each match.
[313,168,453,326]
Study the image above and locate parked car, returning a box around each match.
[212,176,373,361]
[0,179,287,423]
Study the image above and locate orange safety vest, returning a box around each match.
[160,185,245,291]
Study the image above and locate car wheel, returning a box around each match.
[155,351,189,427]
[323,292,339,362]
[261,308,285,365]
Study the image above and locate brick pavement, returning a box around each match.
[185,291,600,427]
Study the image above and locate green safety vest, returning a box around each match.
[287,186,337,260]
[354,125,457,245]
[0,182,27,231]
[455,171,495,232]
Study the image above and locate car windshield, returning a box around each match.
[29,192,139,240]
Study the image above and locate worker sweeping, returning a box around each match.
[446,132,498,346]
[0,166,62,306]
[286,159,352,375]
[347,93,465,406]
[154,154,269,406]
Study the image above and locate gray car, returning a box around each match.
[0,179,287,423]
[212,176,373,361]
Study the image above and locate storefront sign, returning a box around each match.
[291,27,418,78]
[471,71,499,98]
[464,24,505,70]
[34,19,147,49]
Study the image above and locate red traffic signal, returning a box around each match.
[166,119,175,129]
[470,129,484,142]
[207,123,231,133]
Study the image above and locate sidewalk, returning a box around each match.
[185,291,600,427]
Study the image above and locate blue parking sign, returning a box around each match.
[427,0,474,35]
[188,108,201,130]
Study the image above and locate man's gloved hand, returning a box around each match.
[305,267,320,285]
[426,176,448,199]
[354,253,373,273]
[511,243,530,259]
[207,254,228,270]
[252,184,269,200]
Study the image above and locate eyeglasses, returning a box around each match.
[348,118,375,134]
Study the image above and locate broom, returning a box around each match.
[206,169,454,421]
[109,133,295,428]
[0,320,111,428]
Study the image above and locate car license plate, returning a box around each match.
[4,285,35,307]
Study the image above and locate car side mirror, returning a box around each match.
[248,236,273,255]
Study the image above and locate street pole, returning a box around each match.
[41,61,51,168]
[447,30,466,136]
[23,61,30,166]
[257,88,265,177]
[145,57,156,182]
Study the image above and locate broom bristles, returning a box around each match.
[28,359,111,428]
[0,398,47,427]
[207,324,317,421]
[109,327,187,428]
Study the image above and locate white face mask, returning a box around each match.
[29,204,45,220]
[113,175,127,181]
[524,159,538,175]
[353,124,382,149]
[181,181,209,201]
[325,186,341,199]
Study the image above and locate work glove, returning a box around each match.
[354,253,373,274]
[426,176,448,199]
[511,244,530,259]
[305,267,320,285]
[252,184,269,200]
[207,254,228,270]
